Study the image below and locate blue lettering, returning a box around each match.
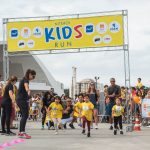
[45,28,55,42]
[62,26,72,39]
[56,27,61,40]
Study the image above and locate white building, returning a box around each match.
[0,42,64,95]
[76,78,103,95]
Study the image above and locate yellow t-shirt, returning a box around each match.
[74,101,82,117]
[112,105,124,117]
[81,101,94,121]
[49,102,63,119]
[136,82,143,89]
[121,89,126,99]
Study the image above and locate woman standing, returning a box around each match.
[87,82,100,129]
[17,69,36,139]
[1,76,17,136]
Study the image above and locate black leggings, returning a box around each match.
[1,103,12,133]
[114,116,122,130]
[17,102,29,133]
[41,108,46,126]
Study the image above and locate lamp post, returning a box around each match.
[95,76,100,89]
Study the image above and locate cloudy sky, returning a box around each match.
[0,0,150,88]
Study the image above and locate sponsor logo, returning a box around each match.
[103,35,112,44]
[96,22,108,34]
[27,39,35,48]
[93,35,102,44]
[21,27,31,38]
[33,27,43,38]
[10,28,18,39]
[18,40,26,48]
[109,21,120,33]
[85,24,94,34]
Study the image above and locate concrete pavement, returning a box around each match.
[0,122,150,150]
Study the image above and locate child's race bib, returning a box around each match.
[82,105,89,111]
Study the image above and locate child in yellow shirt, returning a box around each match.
[73,94,83,127]
[112,98,124,135]
[80,94,94,137]
[48,96,63,134]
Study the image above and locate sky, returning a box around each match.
[0,0,150,88]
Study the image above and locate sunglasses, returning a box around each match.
[110,81,115,82]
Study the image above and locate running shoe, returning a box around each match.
[95,125,98,129]
[5,131,16,136]
[114,130,117,135]
[64,124,67,129]
[55,131,58,135]
[1,130,6,135]
[69,124,75,129]
[41,126,44,130]
[120,131,124,135]
[109,125,113,130]
[19,133,31,139]
[87,132,91,137]
[82,130,86,135]
[78,123,82,127]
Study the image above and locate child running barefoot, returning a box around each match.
[48,96,63,135]
[81,94,94,137]
[112,98,124,135]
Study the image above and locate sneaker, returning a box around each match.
[95,125,98,130]
[55,131,58,135]
[48,127,50,130]
[87,132,91,137]
[91,126,93,129]
[69,124,75,129]
[5,131,16,136]
[64,124,67,129]
[50,126,55,130]
[78,123,82,127]
[114,130,117,135]
[82,130,86,135]
[1,130,6,135]
[109,125,113,130]
[19,133,31,139]
[120,131,123,135]
[41,126,44,130]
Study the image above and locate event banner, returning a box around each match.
[7,15,124,52]
[142,99,150,118]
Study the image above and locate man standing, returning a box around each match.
[107,78,121,130]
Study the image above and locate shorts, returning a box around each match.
[107,101,115,116]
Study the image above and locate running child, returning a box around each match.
[81,94,94,137]
[112,98,124,135]
[73,94,84,127]
[48,96,63,134]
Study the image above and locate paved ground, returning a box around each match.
[0,122,150,150]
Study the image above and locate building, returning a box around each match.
[0,42,64,95]
[76,78,102,95]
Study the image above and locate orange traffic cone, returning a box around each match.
[133,116,141,131]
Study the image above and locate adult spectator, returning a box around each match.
[107,78,121,130]
[17,69,36,139]
[62,99,74,129]
[1,76,17,136]
[87,82,100,129]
